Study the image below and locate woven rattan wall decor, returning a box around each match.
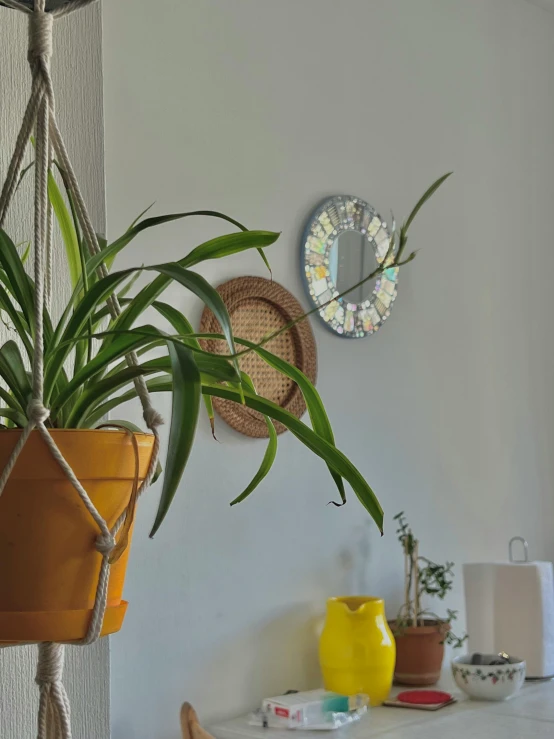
[199,276,317,437]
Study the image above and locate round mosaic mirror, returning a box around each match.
[301,195,399,338]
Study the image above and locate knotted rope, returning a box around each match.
[0,2,164,737]
[36,643,72,739]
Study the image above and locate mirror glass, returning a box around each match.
[329,230,379,304]
[301,195,398,338]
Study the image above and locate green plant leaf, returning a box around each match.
[74,223,92,376]
[151,300,211,349]
[256,247,272,277]
[93,234,111,271]
[128,203,156,230]
[0,341,32,412]
[15,160,34,195]
[48,170,81,288]
[143,263,240,378]
[85,214,269,280]
[0,407,27,427]
[0,230,35,333]
[102,341,165,378]
[95,418,145,434]
[87,275,145,328]
[203,394,216,439]
[51,323,237,423]
[17,242,31,265]
[116,270,143,301]
[0,283,33,359]
[149,300,227,431]
[155,264,233,336]
[0,384,24,413]
[72,355,216,429]
[149,341,201,537]
[204,383,384,533]
[106,231,279,341]
[257,351,345,505]
[229,374,277,506]
[82,375,170,427]
[180,230,279,269]
[92,375,384,532]
[67,365,165,428]
[91,312,237,384]
[56,261,239,382]
[46,268,137,393]
[106,347,237,385]
[403,173,452,234]
[48,330,158,415]
[221,334,346,505]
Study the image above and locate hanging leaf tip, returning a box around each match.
[209,416,219,442]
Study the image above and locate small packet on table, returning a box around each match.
[250,689,369,730]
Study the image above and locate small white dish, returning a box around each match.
[451,654,526,701]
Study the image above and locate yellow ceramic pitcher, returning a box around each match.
[319,597,395,706]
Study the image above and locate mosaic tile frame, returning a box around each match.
[301,195,399,339]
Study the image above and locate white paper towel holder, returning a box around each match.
[464,537,554,680]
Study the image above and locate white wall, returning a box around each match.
[527,0,554,11]
[0,5,108,739]
[103,1,554,737]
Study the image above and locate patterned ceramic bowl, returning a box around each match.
[451,655,526,701]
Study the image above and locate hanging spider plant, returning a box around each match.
[0,167,450,537]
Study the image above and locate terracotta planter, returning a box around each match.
[390,619,449,686]
[0,429,155,644]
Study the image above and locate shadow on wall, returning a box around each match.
[112,605,322,739]
[178,527,379,732]
[197,604,322,725]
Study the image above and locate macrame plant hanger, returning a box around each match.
[0,2,164,737]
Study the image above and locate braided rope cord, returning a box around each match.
[0,2,164,736]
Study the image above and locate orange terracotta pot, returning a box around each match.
[390,620,449,686]
[0,429,155,644]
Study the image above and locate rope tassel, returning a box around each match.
[0,2,165,737]
[36,643,72,739]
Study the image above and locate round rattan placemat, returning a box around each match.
[199,276,317,437]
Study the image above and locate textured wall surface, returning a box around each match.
[527,0,554,12]
[0,4,108,739]
[103,1,554,738]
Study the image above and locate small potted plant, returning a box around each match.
[390,512,467,686]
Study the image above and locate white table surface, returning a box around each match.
[210,676,554,739]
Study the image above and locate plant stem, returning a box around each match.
[232,253,415,360]
[414,541,420,627]
[406,530,414,618]
[404,542,410,622]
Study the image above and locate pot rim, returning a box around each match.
[0,427,155,480]
[389,618,450,635]
[0,428,153,438]
[452,654,526,668]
